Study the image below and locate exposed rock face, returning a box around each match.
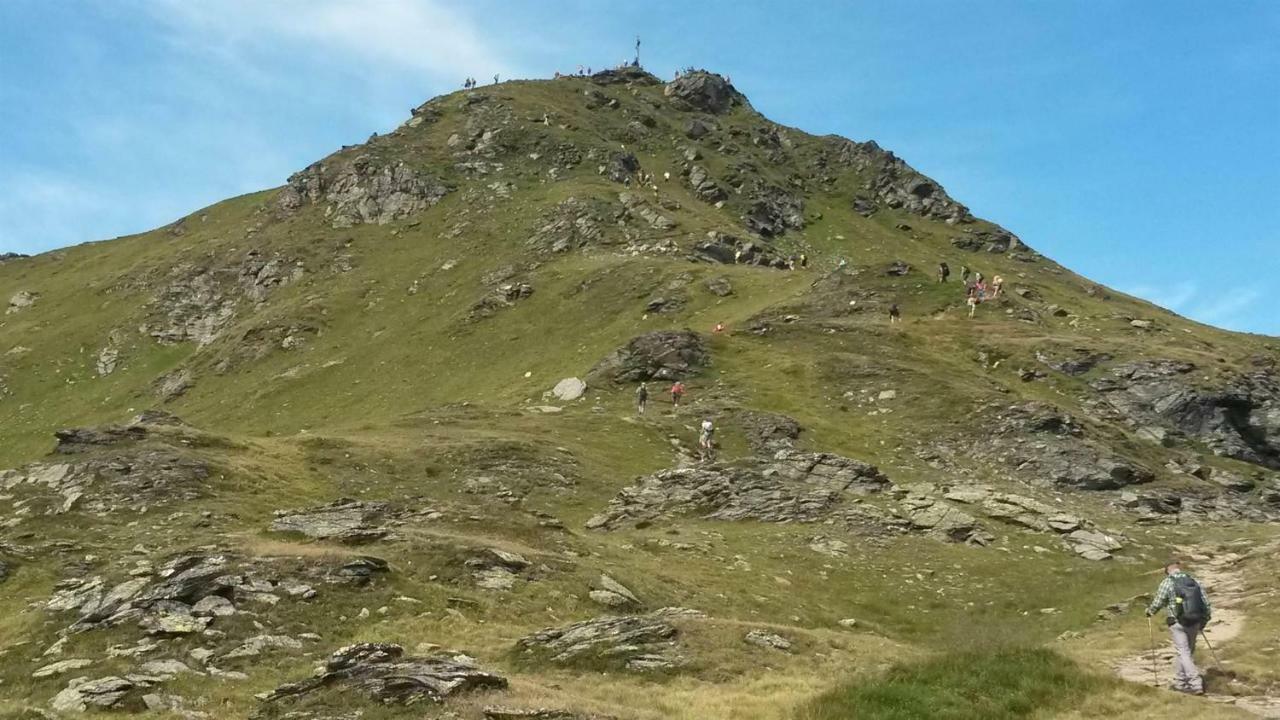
[551,377,587,401]
[270,498,390,543]
[974,402,1154,490]
[664,72,739,114]
[142,252,302,346]
[867,157,971,223]
[1036,349,1112,376]
[589,330,709,383]
[687,165,728,203]
[692,232,790,269]
[899,493,993,545]
[1092,361,1280,469]
[527,197,607,253]
[259,642,507,705]
[516,612,688,671]
[588,574,641,609]
[586,450,889,530]
[278,155,450,227]
[619,191,677,230]
[1064,529,1123,561]
[744,186,805,237]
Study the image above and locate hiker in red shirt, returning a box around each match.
[670,381,686,408]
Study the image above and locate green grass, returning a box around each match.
[798,647,1114,720]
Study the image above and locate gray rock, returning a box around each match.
[259,642,507,705]
[270,498,389,544]
[664,71,739,114]
[191,595,236,617]
[551,377,587,402]
[50,676,134,712]
[136,659,196,678]
[744,186,805,238]
[692,232,790,269]
[588,574,640,608]
[33,659,94,679]
[1065,529,1122,561]
[743,630,792,652]
[589,330,709,383]
[278,155,450,227]
[223,634,303,660]
[704,276,733,297]
[516,614,684,671]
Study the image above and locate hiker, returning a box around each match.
[713,322,725,334]
[799,253,808,268]
[670,380,686,408]
[888,303,902,324]
[1146,560,1213,695]
[967,293,979,318]
[960,264,971,284]
[991,274,1005,298]
[698,419,716,461]
[938,262,950,283]
[636,383,649,415]
[493,74,500,84]
[975,278,988,301]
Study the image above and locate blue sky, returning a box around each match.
[1,1,1277,334]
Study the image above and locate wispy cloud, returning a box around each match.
[1123,280,1268,333]
[145,0,513,82]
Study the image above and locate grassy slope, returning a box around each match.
[1,72,1277,718]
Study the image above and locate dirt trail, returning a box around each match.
[1114,543,1280,718]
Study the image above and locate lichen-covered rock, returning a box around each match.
[258,642,507,705]
[278,155,450,227]
[51,676,136,712]
[6,290,38,314]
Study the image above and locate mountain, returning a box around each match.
[1,67,1279,719]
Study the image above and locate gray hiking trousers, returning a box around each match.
[1170,621,1204,692]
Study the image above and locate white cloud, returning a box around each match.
[1123,280,1268,333]
[146,0,513,82]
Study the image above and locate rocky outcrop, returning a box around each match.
[516,611,691,671]
[1091,361,1280,469]
[692,232,790,269]
[743,186,805,237]
[605,152,642,184]
[278,155,450,227]
[589,330,709,383]
[259,642,507,705]
[687,165,728,203]
[867,157,971,224]
[899,492,993,545]
[664,72,739,114]
[586,450,889,530]
[975,402,1154,490]
[270,499,390,544]
[51,676,136,712]
[526,197,608,253]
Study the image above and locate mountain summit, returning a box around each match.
[1,68,1278,719]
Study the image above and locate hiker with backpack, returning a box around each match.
[670,380,686,408]
[888,303,902,325]
[938,262,950,283]
[636,383,649,415]
[698,418,716,461]
[1145,560,1213,695]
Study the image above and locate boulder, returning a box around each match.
[664,71,739,114]
[259,642,507,705]
[704,276,734,297]
[692,232,790,269]
[589,330,709,383]
[550,377,587,402]
[588,574,641,609]
[1065,529,1122,561]
[33,658,95,678]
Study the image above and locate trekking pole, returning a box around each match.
[1200,628,1223,671]
[1147,616,1160,687]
